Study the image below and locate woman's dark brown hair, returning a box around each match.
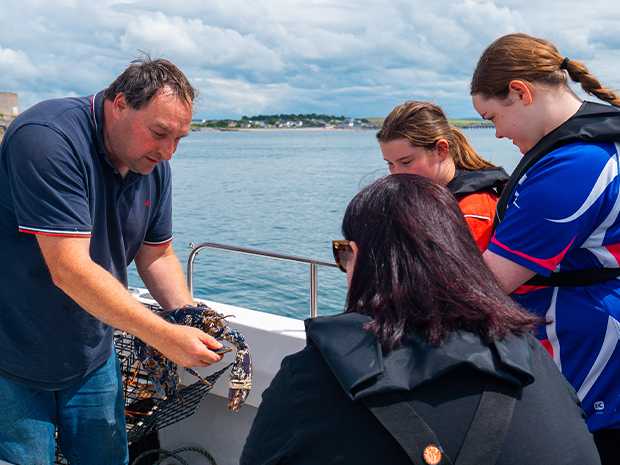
[377,101,495,170]
[342,174,538,350]
[471,33,620,107]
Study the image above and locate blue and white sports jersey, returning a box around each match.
[489,141,620,432]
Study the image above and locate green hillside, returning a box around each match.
[365,117,493,129]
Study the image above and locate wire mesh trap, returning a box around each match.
[55,303,233,464]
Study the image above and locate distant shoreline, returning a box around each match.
[196,127,375,133]
[193,123,493,133]
[191,114,493,132]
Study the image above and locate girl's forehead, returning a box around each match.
[472,94,500,115]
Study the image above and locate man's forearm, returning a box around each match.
[53,258,222,366]
[36,234,223,367]
[52,256,170,344]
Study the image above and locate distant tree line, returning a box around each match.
[192,113,379,130]
[241,113,347,122]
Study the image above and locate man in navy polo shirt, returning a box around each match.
[0,58,223,464]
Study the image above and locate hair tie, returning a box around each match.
[560,57,570,70]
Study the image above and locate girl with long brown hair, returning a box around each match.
[471,32,620,463]
[377,101,508,250]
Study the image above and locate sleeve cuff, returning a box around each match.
[18,226,92,238]
[488,239,554,277]
[143,237,173,247]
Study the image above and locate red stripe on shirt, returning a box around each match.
[491,236,575,271]
[605,243,620,265]
[18,228,92,238]
[513,284,550,295]
[540,339,554,358]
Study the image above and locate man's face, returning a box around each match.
[106,87,192,176]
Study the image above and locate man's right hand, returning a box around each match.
[149,323,224,368]
[35,234,226,369]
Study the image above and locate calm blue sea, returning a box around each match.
[128,128,522,320]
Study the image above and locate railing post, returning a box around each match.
[185,241,337,318]
[187,242,197,299]
[310,263,318,318]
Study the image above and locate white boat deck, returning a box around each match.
[131,288,308,465]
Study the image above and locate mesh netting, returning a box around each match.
[55,303,230,463]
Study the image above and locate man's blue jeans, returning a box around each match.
[0,353,129,465]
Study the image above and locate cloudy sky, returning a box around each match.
[1,0,619,119]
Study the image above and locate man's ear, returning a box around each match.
[508,80,534,105]
[112,92,129,113]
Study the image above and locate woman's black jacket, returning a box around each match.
[241,312,600,465]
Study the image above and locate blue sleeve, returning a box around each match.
[144,162,172,245]
[4,124,92,236]
[490,143,616,275]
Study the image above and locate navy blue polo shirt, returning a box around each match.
[0,92,173,389]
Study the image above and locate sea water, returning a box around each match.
[128,128,521,319]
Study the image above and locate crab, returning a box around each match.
[132,303,252,412]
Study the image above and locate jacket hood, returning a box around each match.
[446,167,509,197]
[305,312,534,401]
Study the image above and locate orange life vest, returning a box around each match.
[447,167,509,251]
[458,191,499,251]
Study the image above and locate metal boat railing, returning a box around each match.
[187,242,338,318]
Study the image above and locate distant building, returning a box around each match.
[0,92,19,142]
[0,92,18,117]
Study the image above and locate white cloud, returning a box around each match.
[120,13,284,73]
[193,76,293,116]
[0,47,37,79]
[0,0,619,117]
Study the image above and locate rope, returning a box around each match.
[130,446,217,465]
[131,449,189,465]
[157,447,217,465]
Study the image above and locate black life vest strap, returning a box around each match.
[526,267,620,287]
[454,388,517,465]
[363,391,454,465]
[362,385,517,465]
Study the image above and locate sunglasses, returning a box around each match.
[332,239,353,273]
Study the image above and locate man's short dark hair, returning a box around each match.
[103,56,196,109]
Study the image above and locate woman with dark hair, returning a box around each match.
[378,101,508,250]
[471,33,620,462]
[241,175,600,465]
